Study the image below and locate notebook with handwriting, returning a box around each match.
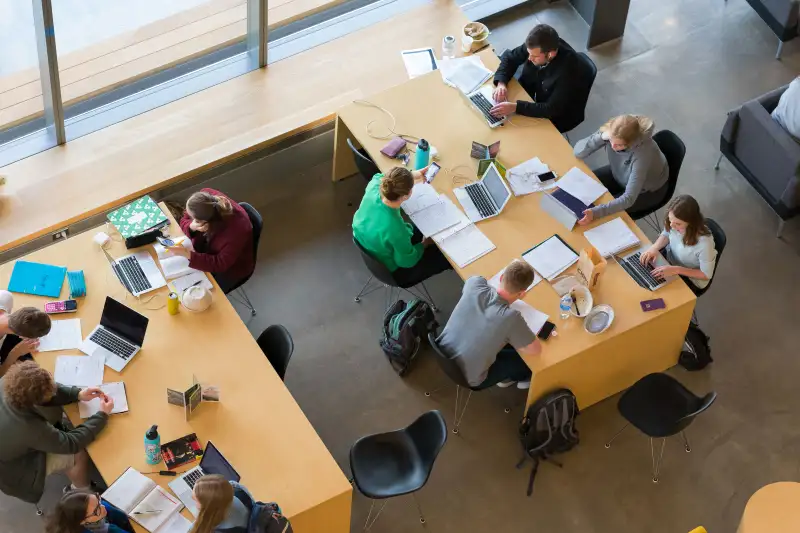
[102,467,190,533]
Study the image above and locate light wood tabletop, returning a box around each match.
[0,209,352,532]
[738,482,800,533]
[336,64,697,409]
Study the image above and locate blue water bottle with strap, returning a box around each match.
[144,424,161,465]
[415,139,430,170]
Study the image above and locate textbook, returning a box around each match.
[107,195,169,239]
[161,433,203,471]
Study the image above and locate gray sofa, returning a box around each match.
[737,0,799,59]
[716,83,800,237]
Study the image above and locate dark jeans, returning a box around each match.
[593,165,670,214]
[474,345,532,390]
[392,226,453,287]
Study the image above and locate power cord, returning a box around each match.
[353,100,420,144]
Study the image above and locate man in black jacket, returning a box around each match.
[490,24,590,133]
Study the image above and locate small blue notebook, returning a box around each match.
[8,261,67,298]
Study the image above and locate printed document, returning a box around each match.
[54,353,104,387]
[79,382,129,418]
[556,167,608,205]
[38,319,82,352]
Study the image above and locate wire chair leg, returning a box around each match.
[651,437,666,483]
[354,275,378,303]
[35,503,43,516]
[453,386,473,435]
[237,287,257,316]
[645,212,660,232]
[363,499,388,531]
[411,492,427,526]
[417,281,439,312]
[604,422,630,448]
[681,430,691,452]
[714,153,723,170]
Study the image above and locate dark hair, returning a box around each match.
[186,191,234,224]
[9,307,51,338]
[525,24,560,53]
[379,167,414,202]
[3,360,56,410]
[664,195,710,246]
[46,490,95,533]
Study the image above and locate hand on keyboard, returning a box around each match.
[639,247,659,266]
[651,265,679,280]
[493,83,508,103]
[490,101,516,118]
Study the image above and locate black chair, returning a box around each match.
[686,218,726,299]
[350,410,447,530]
[256,325,294,380]
[352,237,438,311]
[628,130,686,231]
[605,373,717,483]
[225,202,262,316]
[347,138,380,182]
[564,52,598,143]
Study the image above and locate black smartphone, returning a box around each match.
[538,171,556,183]
[538,321,556,340]
[424,162,441,183]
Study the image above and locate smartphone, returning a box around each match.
[640,298,666,312]
[157,236,176,247]
[538,171,557,183]
[424,162,441,183]
[538,321,556,340]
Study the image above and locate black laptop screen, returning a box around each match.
[99,297,149,346]
[200,442,241,482]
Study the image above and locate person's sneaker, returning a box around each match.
[496,379,517,388]
[516,381,531,390]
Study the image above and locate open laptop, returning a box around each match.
[103,248,166,297]
[615,245,676,291]
[169,442,240,517]
[454,162,512,223]
[462,84,506,128]
[80,297,149,372]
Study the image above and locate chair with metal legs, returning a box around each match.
[223,202,262,317]
[605,373,716,482]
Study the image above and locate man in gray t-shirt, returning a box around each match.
[437,261,542,389]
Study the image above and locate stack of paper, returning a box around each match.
[38,319,82,352]
[169,271,213,294]
[439,56,493,93]
[583,217,641,257]
[522,235,579,281]
[438,224,496,268]
[154,238,197,280]
[488,264,543,292]
[79,382,129,418]
[507,157,557,196]
[401,183,440,215]
[511,300,549,335]
[432,197,471,243]
[401,48,438,79]
[557,167,608,205]
[54,354,104,387]
[408,199,463,237]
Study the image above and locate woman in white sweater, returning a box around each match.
[640,195,717,289]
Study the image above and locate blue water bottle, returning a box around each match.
[144,424,162,465]
[415,139,430,170]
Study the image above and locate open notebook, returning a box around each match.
[153,238,198,280]
[102,468,191,533]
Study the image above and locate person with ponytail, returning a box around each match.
[190,475,258,533]
[352,166,452,286]
[46,490,133,533]
[171,188,255,293]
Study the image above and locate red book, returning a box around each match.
[160,433,203,470]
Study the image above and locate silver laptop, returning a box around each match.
[615,245,676,291]
[541,193,579,231]
[454,162,513,223]
[80,297,149,372]
[462,85,507,128]
[103,248,166,297]
[169,442,240,517]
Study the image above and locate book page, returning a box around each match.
[131,486,183,533]
[408,200,462,237]
[38,318,83,352]
[54,354,104,387]
[438,224,496,268]
[401,183,440,215]
[158,513,192,533]
[556,167,608,205]
[79,382,128,418]
[583,217,640,257]
[102,468,156,514]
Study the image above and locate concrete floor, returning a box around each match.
[4,0,800,532]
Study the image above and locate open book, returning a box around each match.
[102,468,191,533]
[153,238,199,280]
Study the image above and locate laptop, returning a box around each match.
[541,189,595,231]
[103,248,166,297]
[615,246,676,291]
[462,84,506,128]
[81,297,149,372]
[454,162,513,223]
[169,442,240,517]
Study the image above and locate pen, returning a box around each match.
[571,293,578,313]
[132,510,163,515]
[190,280,203,288]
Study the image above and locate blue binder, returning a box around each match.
[8,261,67,298]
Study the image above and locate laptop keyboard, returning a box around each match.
[118,256,152,294]
[469,93,504,126]
[465,183,497,219]
[620,252,662,291]
[90,329,136,359]
[184,469,205,489]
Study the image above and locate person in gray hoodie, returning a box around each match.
[572,115,669,225]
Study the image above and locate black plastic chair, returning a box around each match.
[347,138,380,182]
[563,53,598,142]
[350,410,447,530]
[628,130,686,230]
[352,237,437,311]
[225,202,262,316]
[256,325,294,380]
[686,218,726,298]
[605,373,717,482]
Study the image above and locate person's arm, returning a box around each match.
[178,211,194,237]
[188,227,249,273]
[390,222,424,269]
[493,44,528,87]
[515,63,581,119]
[589,159,647,219]
[0,338,38,377]
[672,239,715,281]
[517,338,543,358]
[43,384,81,406]
[640,233,669,265]
[508,315,541,357]
[28,413,108,454]
[573,131,606,159]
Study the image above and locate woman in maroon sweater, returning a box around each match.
[170,188,255,293]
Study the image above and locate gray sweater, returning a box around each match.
[0,381,108,503]
[573,119,668,218]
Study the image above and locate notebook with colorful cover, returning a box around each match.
[8,261,67,298]
[161,433,203,471]
[107,195,169,239]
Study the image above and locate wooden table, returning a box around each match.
[738,482,800,533]
[0,210,352,532]
[334,66,696,410]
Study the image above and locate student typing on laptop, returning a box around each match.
[352,167,452,286]
[0,292,52,377]
[639,195,717,288]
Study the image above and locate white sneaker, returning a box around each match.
[496,379,517,388]
[516,381,531,390]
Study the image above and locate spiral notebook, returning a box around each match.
[583,217,641,257]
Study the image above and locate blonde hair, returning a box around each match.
[502,260,535,294]
[186,191,234,222]
[600,115,653,145]
[190,475,234,533]
[379,167,414,202]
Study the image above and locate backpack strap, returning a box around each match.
[233,485,255,512]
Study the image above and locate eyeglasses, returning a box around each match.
[84,494,103,520]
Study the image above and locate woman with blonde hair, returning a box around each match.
[190,475,253,533]
[352,165,452,286]
[573,114,669,225]
[170,188,255,293]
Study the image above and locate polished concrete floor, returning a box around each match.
[4,0,800,532]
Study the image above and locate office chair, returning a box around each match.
[687,218,726,299]
[349,410,447,530]
[564,53,598,144]
[605,373,717,482]
[628,130,685,232]
[256,325,294,380]
[347,138,381,182]
[225,202,262,316]
[352,237,438,311]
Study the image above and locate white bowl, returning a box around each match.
[583,304,614,334]
[181,286,212,312]
[568,285,593,318]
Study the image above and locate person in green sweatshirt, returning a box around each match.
[353,166,452,286]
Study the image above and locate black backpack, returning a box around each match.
[679,323,712,371]
[516,388,579,496]
[232,485,293,533]
[379,299,437,376]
